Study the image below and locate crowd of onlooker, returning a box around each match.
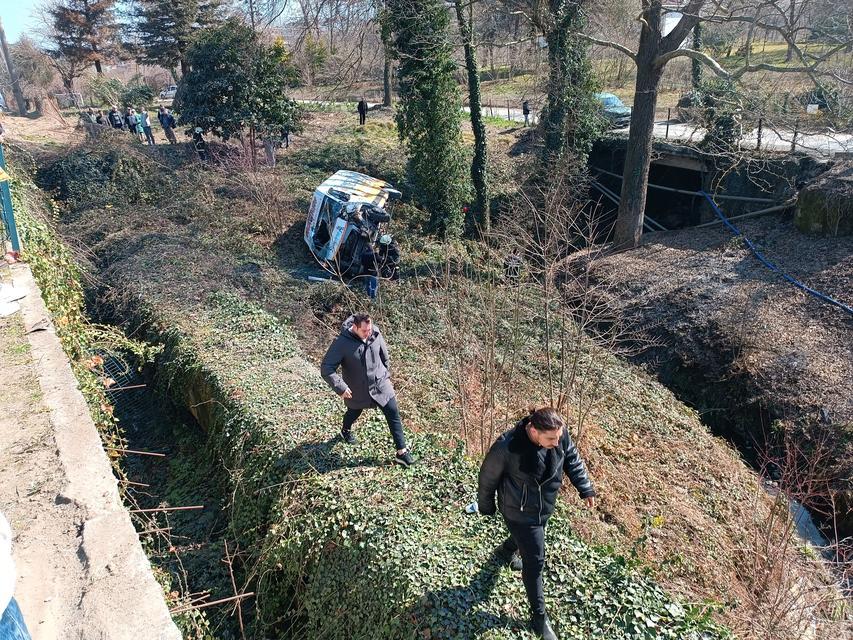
[79,105,178,146]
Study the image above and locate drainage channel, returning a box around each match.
[102,353,246,639]
[652,359,851,596]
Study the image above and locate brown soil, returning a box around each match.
[593,213,853,535]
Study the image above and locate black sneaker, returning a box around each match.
[394,449,416,467]
[531,613,557,640]
[341,430,357,445]
[494,541,522,571]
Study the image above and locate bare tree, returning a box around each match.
[1,37,60,114]
[576,0,853,248]
[0,18,27,115]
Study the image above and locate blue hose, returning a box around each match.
[698,191,853,316]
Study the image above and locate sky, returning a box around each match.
[0,0,41,42]
[1,1,42,45]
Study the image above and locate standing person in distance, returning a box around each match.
[522,100,531,127]
[139,108,156,145]
[108,105,123,129]
[321,313,416,467]
[361,244,380,300]
[477,407,596,640]
[158,107,178,144]
[357,97,368,126]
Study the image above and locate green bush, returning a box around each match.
[122,82,156,109]
[37,141,165,218]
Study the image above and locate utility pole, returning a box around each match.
[0,18,27,116]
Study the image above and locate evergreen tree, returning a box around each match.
[174,19,301,141]
[385,0,469,239]
[47,0,120,75]
[541,0,600,164]
[134,0,223,77]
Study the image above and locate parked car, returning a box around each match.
[595,92,632,129]
[304,170,402,275]
[159,85,178,100]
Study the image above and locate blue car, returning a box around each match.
[595,92,632,129]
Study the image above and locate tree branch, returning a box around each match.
[660,0,705,52]
[654,47,729,77]
[576,33,637,63]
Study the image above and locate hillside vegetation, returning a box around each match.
[7,109,845,638]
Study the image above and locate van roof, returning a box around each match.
[316,170,399,206]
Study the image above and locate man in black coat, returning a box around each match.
[477,407,596,640]
[321,313,415,466]
[357,97,368,125]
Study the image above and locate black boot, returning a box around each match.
[531,612,557,640]
[494,539,524,571]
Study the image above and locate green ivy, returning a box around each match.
[8,161,158,464]
[141,291,733,640]
[385,0,470,238]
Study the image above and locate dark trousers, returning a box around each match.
[501,517,547,616]
[358,111,366,125]
[365,275,378,299]
[342,395,406,450]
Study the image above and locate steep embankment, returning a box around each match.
[13,116,846,638]
[592,210,852,538]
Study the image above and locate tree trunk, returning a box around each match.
[383,52,392,107]
[613,6,664,249]
[263,138,276,167]
[0,18,27,116]
[180,57,188,77]
[454,0,489,235]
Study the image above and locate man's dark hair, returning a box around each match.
[352,313,372,327]
[527,407,565,432]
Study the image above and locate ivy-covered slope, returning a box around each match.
[15,136,759,637]
[141,291,731,640]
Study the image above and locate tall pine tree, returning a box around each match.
[47,0,119,75]
[134,0,223,78]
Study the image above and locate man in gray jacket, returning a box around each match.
[321,313,415,467]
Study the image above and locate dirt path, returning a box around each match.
[0,262,180,640]
[0,275,74,639]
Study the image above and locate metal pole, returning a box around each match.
[507,100,511,121]
[0,143,21,253]
[666,108,671,139]
[756,117,763,152]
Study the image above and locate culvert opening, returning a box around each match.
[644,162,704,229]
[102,352,249,638]
[588,160,707,237]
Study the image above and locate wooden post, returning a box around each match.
[665,108,671,139]
[791,120,798,152]
[756,118,763,152]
